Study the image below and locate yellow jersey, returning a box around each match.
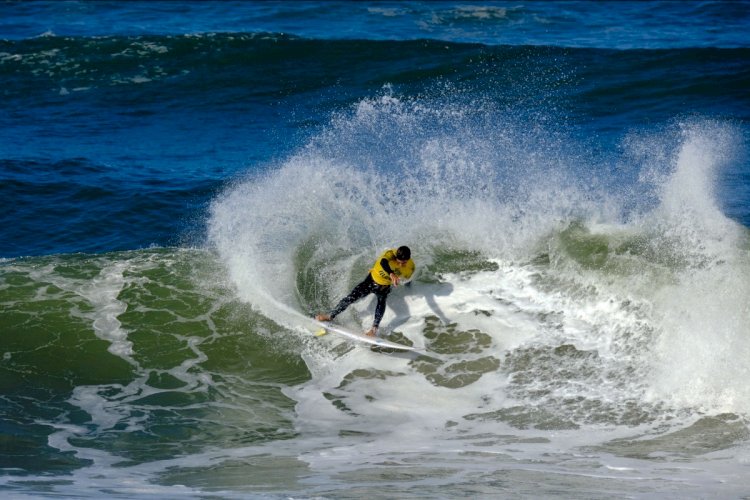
[370,248,415,286]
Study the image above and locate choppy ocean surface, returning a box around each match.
[2,1,750,498]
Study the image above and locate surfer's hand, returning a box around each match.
[390,273,400,286]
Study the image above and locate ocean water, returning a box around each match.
[1,1,750,498]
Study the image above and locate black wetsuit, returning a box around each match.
[328,259,393,327]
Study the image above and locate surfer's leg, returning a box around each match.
[371,286,392,329]
[328,275,373,320]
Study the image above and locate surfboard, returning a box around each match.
[312,320,416,351]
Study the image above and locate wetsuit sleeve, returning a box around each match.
[380,258,394,275]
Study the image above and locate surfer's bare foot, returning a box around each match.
[315,314,331,322]
[365,327,378,337]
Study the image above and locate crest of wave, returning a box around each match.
[208,90,612,315]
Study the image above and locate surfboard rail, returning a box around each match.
[312,320,416,351]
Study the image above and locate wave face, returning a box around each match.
[2,1,750,498]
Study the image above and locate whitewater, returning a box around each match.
[202,93,750,496]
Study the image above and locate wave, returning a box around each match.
[4,1,749,49]
[2,96,749,488]
[3,3,750,495]
[4,97,745,420]
[208,90,750,422]
[2,33,748,105]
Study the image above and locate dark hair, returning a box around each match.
[396,246,411,261]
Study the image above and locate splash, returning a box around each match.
[208,90,607,305]
[209,91,750,417]
[638,121,750,413]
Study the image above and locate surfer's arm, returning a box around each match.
[379,258,400,286]
[380,258,394,275]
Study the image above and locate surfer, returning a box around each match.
[315,246,415,336]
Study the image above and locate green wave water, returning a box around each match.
[1,249,308,476]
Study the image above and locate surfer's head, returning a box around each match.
[396,246,411,262]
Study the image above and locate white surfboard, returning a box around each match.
[312,320,416,351]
